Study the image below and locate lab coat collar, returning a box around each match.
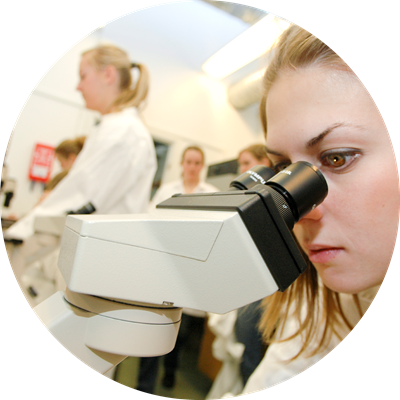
[100,107,139,122]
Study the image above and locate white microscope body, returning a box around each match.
[33,163,328,374]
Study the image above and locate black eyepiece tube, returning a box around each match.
[229,165,276,191]
[266,162,328,222]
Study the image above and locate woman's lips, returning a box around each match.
[306,246,344,264]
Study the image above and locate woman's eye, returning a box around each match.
[320,149,361,171]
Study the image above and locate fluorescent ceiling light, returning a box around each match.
[202,14,290,80]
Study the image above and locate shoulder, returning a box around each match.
[99,108,151,139]
[244,315,337,393]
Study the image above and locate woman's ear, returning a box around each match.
[102,64,118,86]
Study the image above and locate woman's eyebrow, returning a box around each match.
[266,122,359,156]
[265,125,342,156]
[306,123,345,148]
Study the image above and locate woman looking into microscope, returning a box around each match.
[240,24,399,392]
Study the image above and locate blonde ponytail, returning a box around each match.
[112,62,150,111]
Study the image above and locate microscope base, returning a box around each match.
[34,291,182,374]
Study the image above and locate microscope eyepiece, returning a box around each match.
[266,161,328,222]
[226,162,328,228]
[229,165,276,191]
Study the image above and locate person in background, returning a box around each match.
[6,44,156,242]
[54,136,86,171]
[38,136,86,203]
[149,145,218,211]
[5,44,157,305]
[237,143,272,174]
[136,146,218,394]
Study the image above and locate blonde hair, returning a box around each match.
[259,24,361,360]
[55,136,86,159]
[83,45,150,112]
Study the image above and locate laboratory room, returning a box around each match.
[2,1,398,400]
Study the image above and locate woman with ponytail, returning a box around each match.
[77,46,150,114]
[6,45,157,304]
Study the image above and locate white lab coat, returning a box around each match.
[149,179,219,317]
[242,286,378,395]
[206,310,245,399]
[5,107,157,241]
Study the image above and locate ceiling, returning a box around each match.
[98,1,269,88]
[200,0,267,24]
[99,1,251,71]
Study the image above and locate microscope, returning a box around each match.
[34,161,328,374]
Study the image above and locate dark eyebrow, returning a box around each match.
[306,123,345,148]
[266,122,350,156]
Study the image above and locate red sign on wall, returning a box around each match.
[28,143,55,183]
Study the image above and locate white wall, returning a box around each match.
[3,35,100,217]
[3,2,265,218]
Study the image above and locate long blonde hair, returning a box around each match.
[83,45,150,112]
[259,24,361,360]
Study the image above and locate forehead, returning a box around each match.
[239,151,255,160]
[264,67,376,150]
[183,149,203,160]
[80,54,96,70]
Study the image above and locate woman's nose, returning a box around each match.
[298,205,323,223]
